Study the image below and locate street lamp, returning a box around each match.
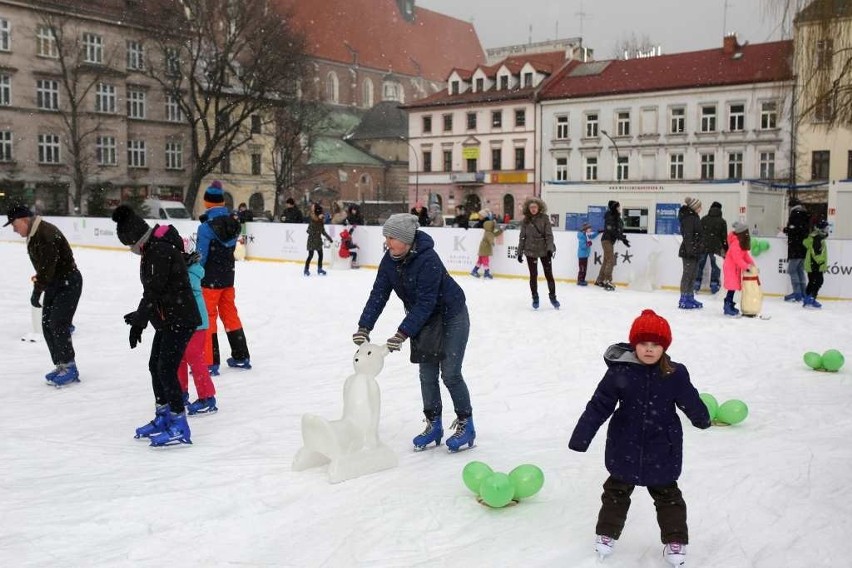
[398,135,419,205]
[600,129,623,181]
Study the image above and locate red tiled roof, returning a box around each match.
[276,0,485,82]
[486,51,568,76]
[539,40,793,100]
[403,86,538,110]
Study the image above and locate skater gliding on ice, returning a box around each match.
[569,309,710,566]
[470,213,502,279]
[722,222,755,317]
[595,200,629,291]
[677,197,705,309]
[517,197,559,309]
[353,213,475,452]
[803,219,830,309]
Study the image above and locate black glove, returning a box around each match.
[123,311,137,326]
[352,327,370,345]
[30,287,42,308]
[129,326,144,349]
[386,331,407,352]
[548,250,556,259]
[622,237,631,248]
[517,252,524,264]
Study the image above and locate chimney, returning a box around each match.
[723,33,740,55]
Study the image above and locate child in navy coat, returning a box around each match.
[576,222,598,286]
[569,309,710,566]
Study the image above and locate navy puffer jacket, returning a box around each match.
[358,231,465,338]
[569,343,710,487]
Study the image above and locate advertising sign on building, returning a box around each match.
[655,203,681,235]
[587,205,606,231]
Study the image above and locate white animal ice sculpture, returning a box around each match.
[292,343,398,483]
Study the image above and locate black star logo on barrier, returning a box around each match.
[247,234,255,243]
[620,250,633,264]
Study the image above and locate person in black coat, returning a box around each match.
[281,198,305,223]
[595,201,629,291]
[695,201,727,294]
[783,198,811,302]
[113,205,199,446]
[345,204,365,226]
[678,197,705,309]
[569,309,710,562]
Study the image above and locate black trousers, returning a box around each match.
[42,269,82,365]
[149,326,194,414]
[596,475,689,545]
[578,257,589,283]
[305,248,324,271]
[806,270,824,298]
[525,255,556,299]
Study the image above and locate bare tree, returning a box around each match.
[612,32,660,60]
[142,0,308,211]
[270,98,331,219]
[765,0,852,127]
[37,11,120,214]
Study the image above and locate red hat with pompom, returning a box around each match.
[629,309,672,350]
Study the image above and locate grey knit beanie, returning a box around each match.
[382,213,419,245]
[732,221,749,234]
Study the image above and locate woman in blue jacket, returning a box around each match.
[569,309,710,566]
[352,214,475,452]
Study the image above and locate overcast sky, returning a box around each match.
[417,0,788,58]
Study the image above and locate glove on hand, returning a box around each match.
[129,326,144,349]
[123,311,137,326]
[517,252,524,264]
[548,250,556,259]
[386,331,407,352]
[622,237,631,248]
[352,327,370,345]
[30,287,42,308]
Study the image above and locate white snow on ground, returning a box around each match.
[1,241,850,567]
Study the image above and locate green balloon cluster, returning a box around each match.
[700,392,748,425]
[750,239,770,256]
[462,461,544,508]
[803,349,846,372]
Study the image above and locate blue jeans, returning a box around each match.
[419,306,472,420]
[696,253,720,287]
[788,258,806,296]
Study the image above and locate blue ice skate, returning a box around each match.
[549,295,561,309]
[149,412,192,447]
[413,417,443,451]
[470,267,481,278]
[49,363,80,387]
[483,269,493,279]
[532,297,540,310]
[784,292,803,302]
[446,417,476,452]
[226,357,252,370]
[135,404,170,439]
[187,397,218,415]
[208,364,220,376]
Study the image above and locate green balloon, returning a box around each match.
[508,464,545,500]
[803,351,823,370]
[759,239,770,252]
[462,461,494,494]
[478,472,515,508]
[821,349,845,372]
[716,400,749,425]
[750,240,761,255]
[699,393,719,420]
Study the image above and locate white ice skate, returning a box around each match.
[663,542,687,566]
[595,535,616,560]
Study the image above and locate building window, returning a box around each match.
[251,153,261,175]
[126,88,146,118]
[422,115,432,133]
[816,39,833,70]
[127,139,147,168]
[585,113,598,138]
[616,111,631,136]
[514,147,525,170]
[36,79,59,110]
[83,33,103,64]
[514,109,525,127]
[814,96,834,123]
[423,150,432,172]
[0,18,9,52]
[362,78,374,108]
[466,158,477,173]
[700,153,715,179]
[95,136,116,166]
[36,26,57,58]
[382,81,402,102]
[165,142,183,170]
[37,133,61,164]
[94,83,116,113]
[251,114,261,134]
[760,102,777,129]
[164,47,180,76]
[811,150,830,180]
[555,157,568,181]
[220,154,231,174]
[700,105,717,132]
[584,156,598,181]
[442,114,452,132]
[466,112,477,130]
[0,130,12,162]
[491,148,501,171]
[165,95,183,122]
[760,151,776,179]
[325,71,339,103]
[728,152,743,179]
[670,107,685,133]
[669,153,684,180]
[450,81,459,95]
[556,115,569,139]
[0,73,9,106]
[492,110,502,128]
[475,78,484,91]
[126,40,144,70]
[442,149,452,172]
[616,156,629,180]
[500,75,508,90]
[728,104,745,132]
[523,72,533,87]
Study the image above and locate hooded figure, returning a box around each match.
[517,197,559,309]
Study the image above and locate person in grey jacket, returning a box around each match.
[517,197,559,310]
[678,197,705,309]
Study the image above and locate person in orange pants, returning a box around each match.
[196,181,252,374]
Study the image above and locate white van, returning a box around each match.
[144,199,191,220]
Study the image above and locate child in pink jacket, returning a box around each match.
[721,221,755,316]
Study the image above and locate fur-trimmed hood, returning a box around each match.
[521,197,548,218]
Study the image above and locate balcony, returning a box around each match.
[450,172,486,184]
